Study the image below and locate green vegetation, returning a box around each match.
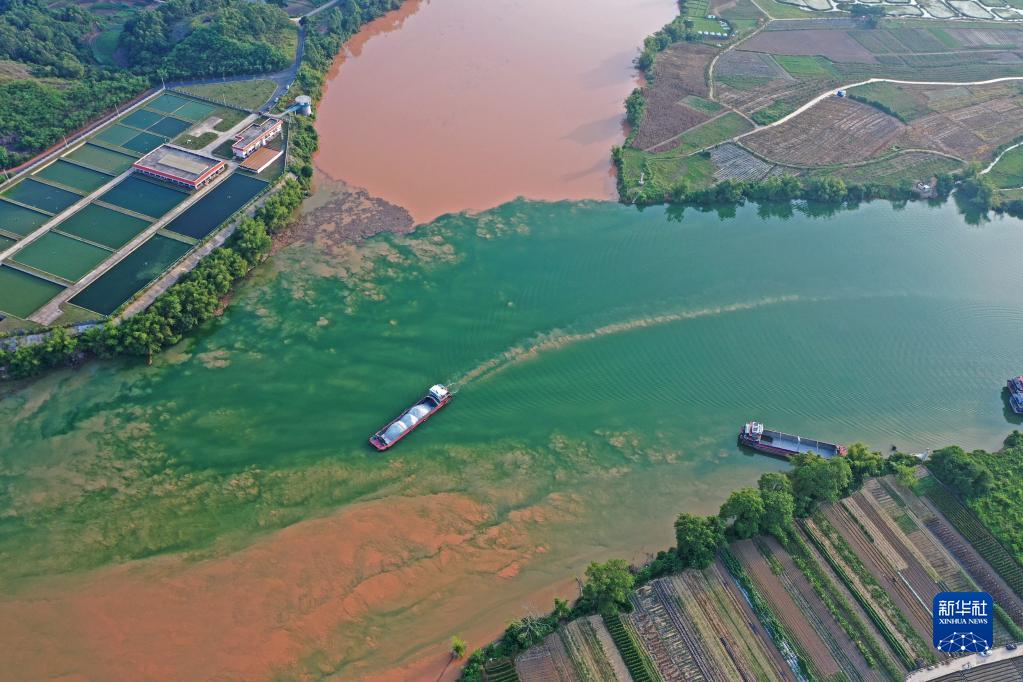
[668,113,752,155]
[773,55,838,79]
[173,131,218,150]
[179,80,277,110]
[119,0,297,79]
[987,146,1023,189]
[847,82,933,122]
[603,612,658,682]
[811,513,934,665]
[778,531,903,679]
[680,95,724,114]
[750,100,797,125]
[925,477,1023,596]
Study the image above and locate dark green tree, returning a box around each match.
[581,559,635,614]
[719,488,765,539]
[674,513,724,569]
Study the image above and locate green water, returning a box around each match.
[2,198,1023,670]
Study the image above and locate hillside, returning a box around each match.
[0,0,298,170]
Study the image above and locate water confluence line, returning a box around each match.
[450,294,819,389]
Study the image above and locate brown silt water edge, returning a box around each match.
[313,0,679,224]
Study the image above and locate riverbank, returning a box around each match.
[616,2,1023,214]
[0,0,408,380]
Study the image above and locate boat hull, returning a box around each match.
[370,394,450,451]
[1007,378,1023,415]
[738,428,845,459]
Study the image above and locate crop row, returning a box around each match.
[602,612,658,682]
[925,485,1023,597]
[720,548,816,681]
[801,520,916,670]
[781,531,904,681]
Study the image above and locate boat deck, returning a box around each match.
[762,430,841,458]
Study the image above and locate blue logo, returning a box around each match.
[933,592,993,653]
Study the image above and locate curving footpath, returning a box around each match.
[735,76,1023,141]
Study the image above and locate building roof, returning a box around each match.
[133,145,224,184]
[239,146,283,173]
[232,117,283,151]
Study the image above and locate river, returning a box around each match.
[2,3,1023,682]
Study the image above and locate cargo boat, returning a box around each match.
[1008,377,1023,415]
[738,421,847,459]
[370,384,451,451]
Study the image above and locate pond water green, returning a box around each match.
[147,116,191,138]
[0,199,50,237]
[63,144,138,175]
[68,234,190,315]
[11,232,112,283]
[0,265,63,318]
[163,173,266,239]
[2,179,80,214]
[53,204,151,249]
[33,161,113,194]
[98,176,188,219]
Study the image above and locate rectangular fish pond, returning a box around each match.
[2,179,81,215]
[69,235,191,316]
[53,204,151,250]
[0,265,64,319]
[10,232,113,283]
[34,161,114,194]
[63,144,138,175]
[0,200,51,238]
[98,176,189,219]
[164,173,268,240]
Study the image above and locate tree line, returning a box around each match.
[456,445,920,680]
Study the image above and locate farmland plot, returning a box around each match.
[731,540,842,679]
[628,580,719,681]
[514,631,580,682]
[757,536,888,682]
[562,616,633,682]
[714,50,792,80]
[710,143,781,181]
[744,97,905,166]
[807,513,935,666]
[631,43,718,151]
[741,29,879,63]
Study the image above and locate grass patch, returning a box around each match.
[91,26,123,67]
[847,82,933,122]
[667,113,753,155]
[808,152,962,186]
[773,55,838,78]
[987,146,1023,189]
[751,100,797,125]
[173,131,219,150]
[621,147,717,199]
[750,0,817,18]
[180,80,277,111]
[212,107,250,133]
[681,94,724,114]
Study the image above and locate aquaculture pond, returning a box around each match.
[53,204,152,250]
[163,173,267,239]
[68,234,190,315]
[98,177,189,219]
[0,265,63,318]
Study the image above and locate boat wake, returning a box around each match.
[448,295,814,390]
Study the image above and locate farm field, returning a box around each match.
[0,89,266,328]
[744,96,905,165]
[513,616,631,681]
[622,10,1023,202]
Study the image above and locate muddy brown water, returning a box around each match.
[313,0,679,224]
